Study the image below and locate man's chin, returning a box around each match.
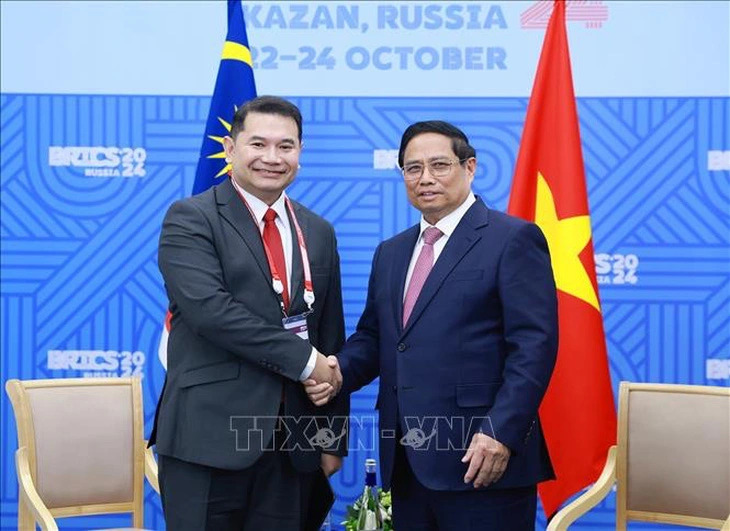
[420,206,450,225]
[253,181,293,201]
[255,171,287,180]
[418,204,443,216]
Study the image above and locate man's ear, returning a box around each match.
[466,157,477,180]
[223,136,235,161]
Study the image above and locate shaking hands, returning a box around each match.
[303,352,342,406]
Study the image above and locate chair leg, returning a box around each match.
[132,507,144,528]
[18,498,35,531]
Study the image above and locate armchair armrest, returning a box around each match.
[547,445,617,531]
[720,514,730,531]
[143,440,160,494]
[15,447,57,531]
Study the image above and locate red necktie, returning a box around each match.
[263,209,289,311]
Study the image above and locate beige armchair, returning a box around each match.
[6,377,160,531]
[548,382,730,530]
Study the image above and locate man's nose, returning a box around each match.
[261,146,281,163]
[418,168,437,184]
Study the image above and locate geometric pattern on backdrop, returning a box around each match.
[1,93,728,529]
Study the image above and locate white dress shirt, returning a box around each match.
[404,192,477,298]
[230,179,317,380]
[231,181,294,290]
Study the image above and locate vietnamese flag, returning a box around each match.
[508,0,617,517]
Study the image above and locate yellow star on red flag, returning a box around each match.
[534,172,600,311]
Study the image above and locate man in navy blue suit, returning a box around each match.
[307,120,558,530]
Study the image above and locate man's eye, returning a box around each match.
[280,145,293,151]
[405,165,422,174]
[431,162,449,170]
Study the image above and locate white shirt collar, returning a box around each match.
[418,192,476,239]
[230,178,288,226]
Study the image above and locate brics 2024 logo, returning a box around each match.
[47,350,146,379]
[521,0,608,29]
[48,146,147,177]
[595,253,639,285]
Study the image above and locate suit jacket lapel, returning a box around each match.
[215,179,274,291]
[401,199,490,337]
[391,226,420,334]
[287,201,306,314]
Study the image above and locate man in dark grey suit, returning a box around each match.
[149,96,347,530]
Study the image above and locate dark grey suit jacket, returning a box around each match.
[150,178,347,472]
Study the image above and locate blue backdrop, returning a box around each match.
[1,2,728,530]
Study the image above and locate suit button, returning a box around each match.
[392,385,397,393]
[397,343,406,352]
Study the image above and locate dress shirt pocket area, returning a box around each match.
[455,382,501,408]
[178,361,240,388]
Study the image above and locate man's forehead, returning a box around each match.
[241,113,298,135]
[244,132,297,142]
[404,134,455,160]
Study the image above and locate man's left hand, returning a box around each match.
[461,432,511,488]
[320,453,342,477]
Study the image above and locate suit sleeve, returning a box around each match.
[317,224,350,456]
[159,199,311,381]
[338,243,383,396]
[315,223,346,356]
[485,222,558,452]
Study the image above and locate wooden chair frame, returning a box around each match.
[548,382,730,530]
[6,377,159,531]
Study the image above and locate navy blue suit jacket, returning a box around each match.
[339,197,558,491]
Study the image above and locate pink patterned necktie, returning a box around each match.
[403,227,444,327]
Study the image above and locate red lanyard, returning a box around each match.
[230,178,315,313]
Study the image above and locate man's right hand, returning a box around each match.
[304,355,341,406]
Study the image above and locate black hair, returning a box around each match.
[398,120,476,168]
[229,95,303,141]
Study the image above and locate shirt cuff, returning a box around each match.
[298,347,318,381]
